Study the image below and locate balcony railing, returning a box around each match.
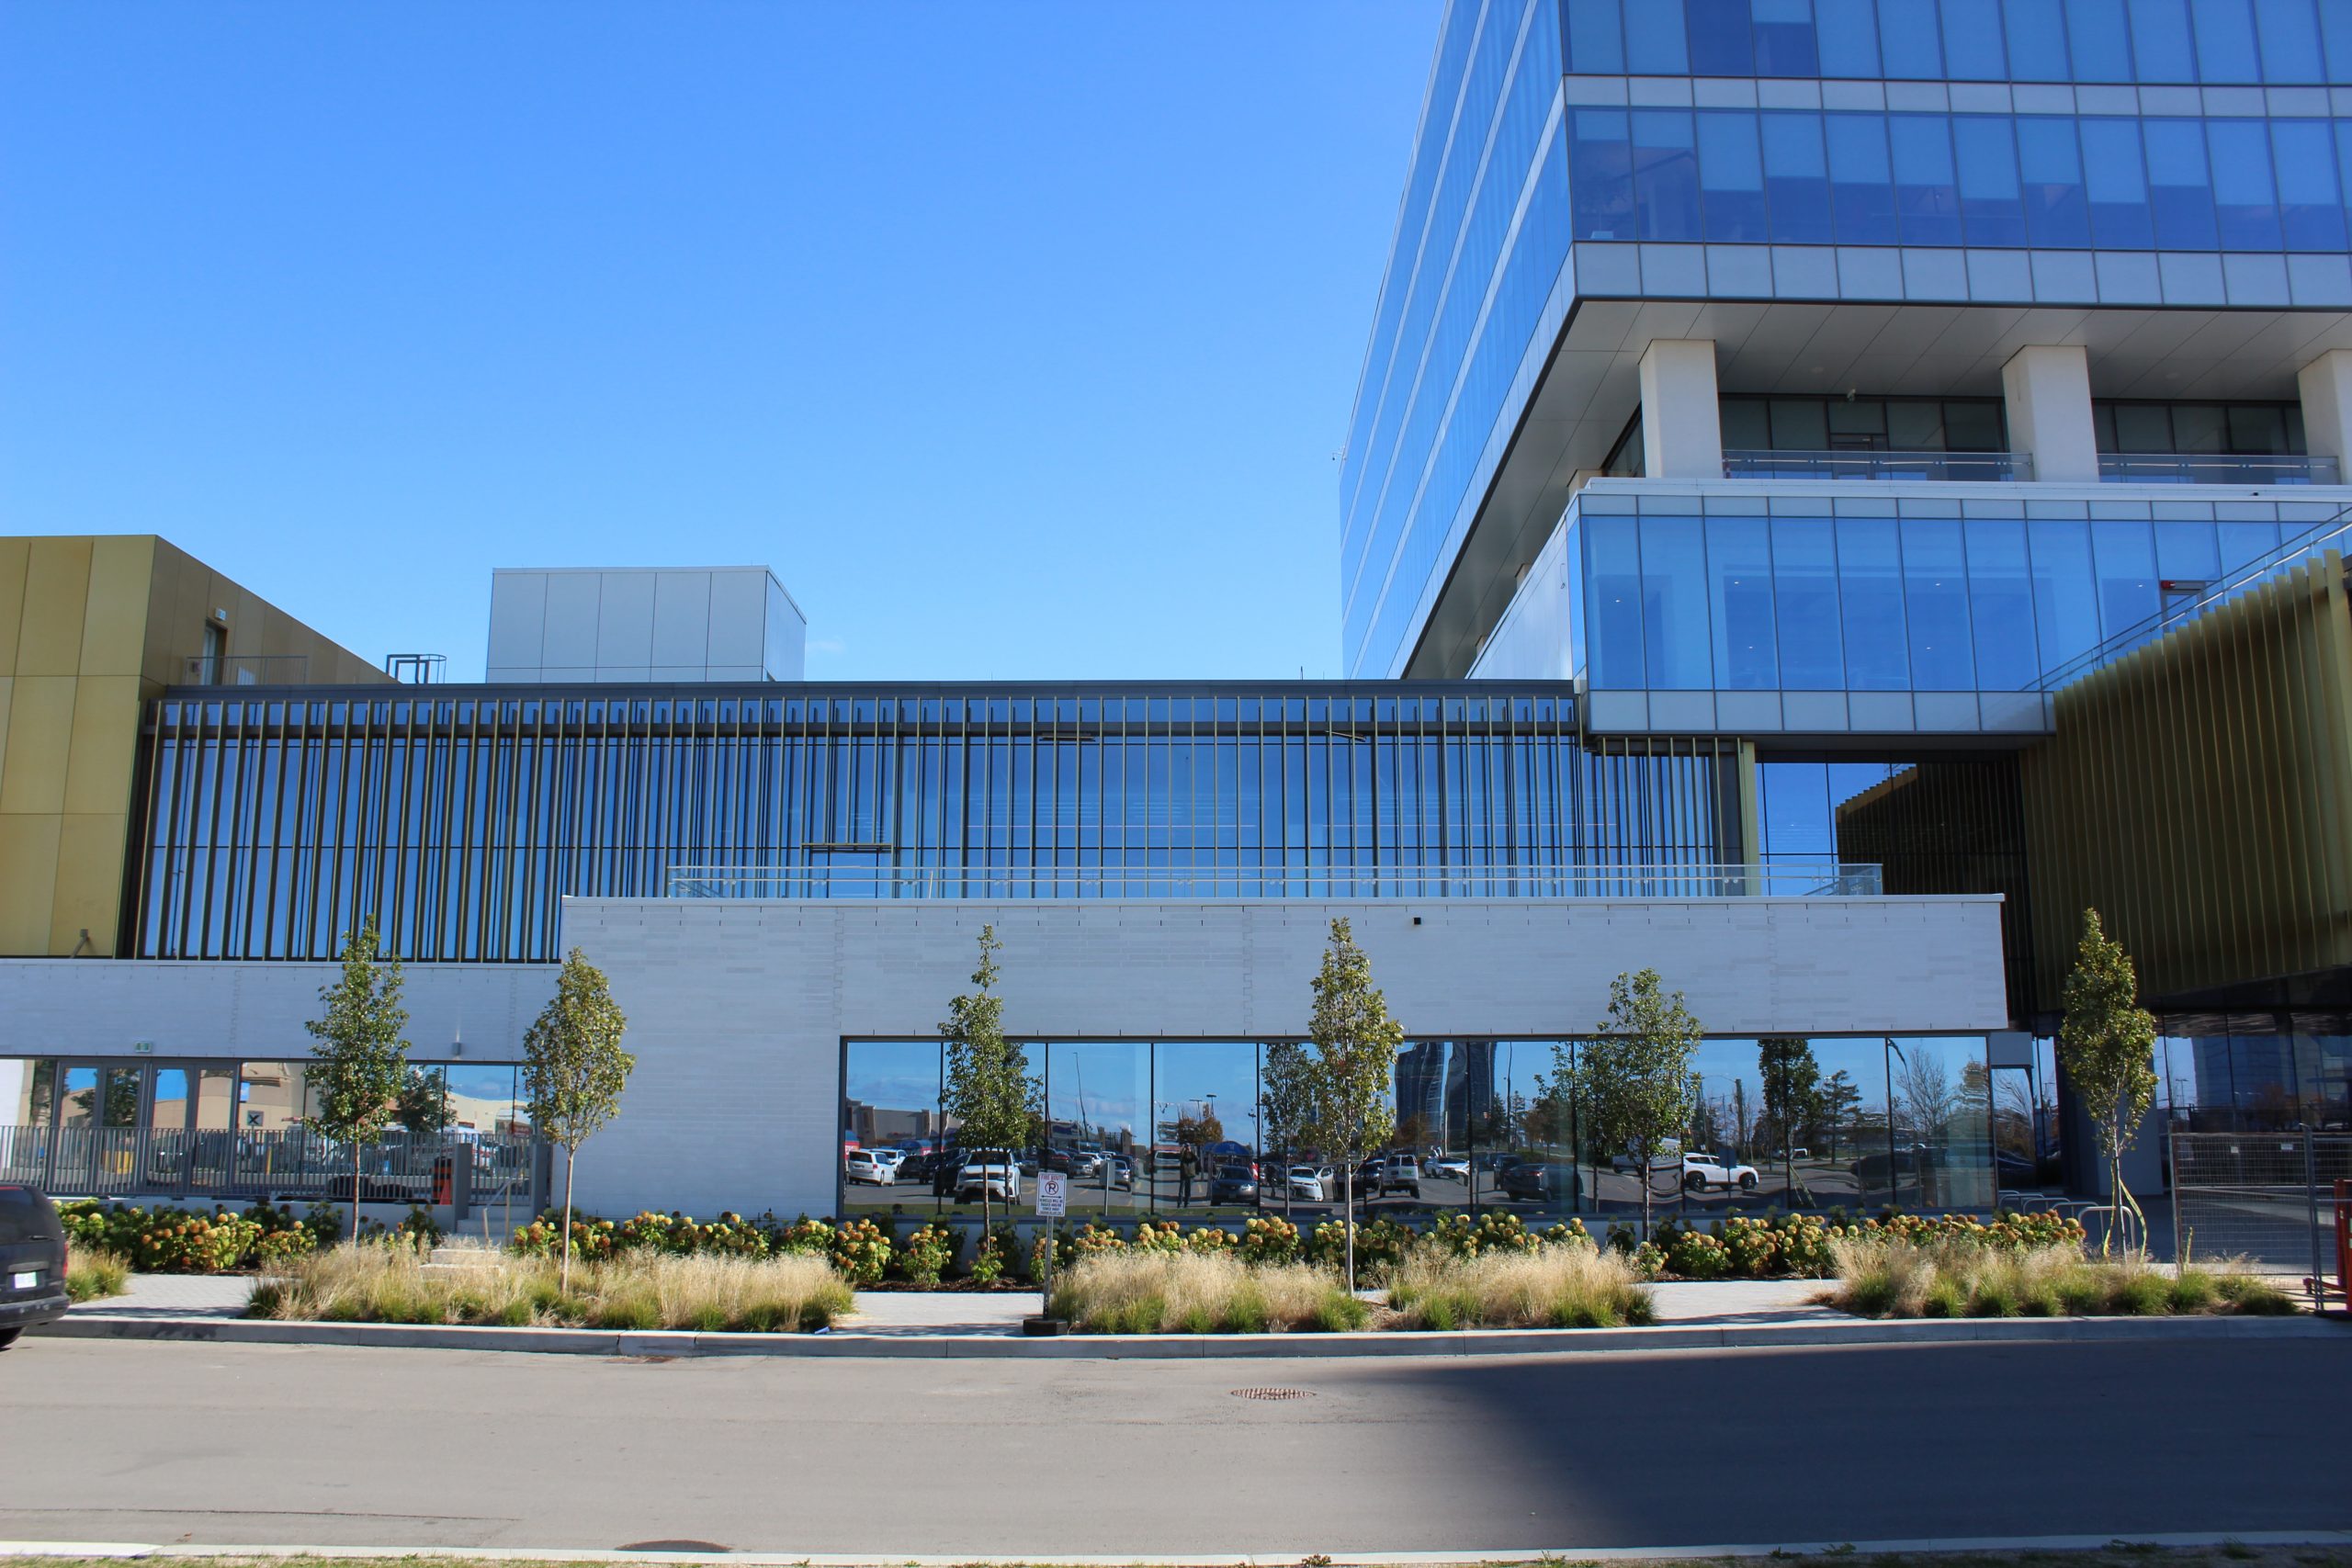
[1722,449,2030,481]
[2095,454,2343,485]
[662,862,1886,900]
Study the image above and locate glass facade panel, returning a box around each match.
[135,683,1731,962]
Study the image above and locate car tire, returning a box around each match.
[1738,1172,1758,1191]
[1684,1172,1706,1190]
[0,1328,18,1351]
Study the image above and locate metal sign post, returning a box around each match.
[1025,1170,1069,1336]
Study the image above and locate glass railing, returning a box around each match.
[2096,454,2343,485]
[662,862,1886,899]
[1721,449,2029,481]
[2031,501,2352,692]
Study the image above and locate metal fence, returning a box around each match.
[0,1123,540,1212]
[2170,1130,2352,1309]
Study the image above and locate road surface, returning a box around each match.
[2,1336,2346,1555]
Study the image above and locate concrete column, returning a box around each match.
[2296,349,2352,475]
[1638,340,1724,479]
[2000,344,2098,483]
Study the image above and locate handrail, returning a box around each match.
[2097,453,2342,485]
[2030,500,2352,692]
[1722,448,2029,481]
[662,863,1886,899]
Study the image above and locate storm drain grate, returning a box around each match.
[1231,1386,1315,1400]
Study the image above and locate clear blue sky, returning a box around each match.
[0,5,1436,682]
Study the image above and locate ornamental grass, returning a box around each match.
[1826,1235,2300,1319]
[64,1247,130,1303]
[1047,1250,1369,1334]
[1385,1244,1654,1329]
[248,1243,852,1331]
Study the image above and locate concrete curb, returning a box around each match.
[30,1309,2346,1359]
[8,1533,2352,1564]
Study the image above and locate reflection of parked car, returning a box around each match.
[1426,1154,1470,1180]
[1498,1161,1579,1202]
[1355,1156,1422,1198]
[1106,1156,1136,1190]
[1285,1165,1333,1201]
[956,1156,1023,1202]
[844,1151,896,1186]
[1208,1164,1259,1204]
[1682,1153,1759,1191]
[894,1152,943,1188]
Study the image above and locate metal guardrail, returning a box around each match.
[2030,503,2352,692]
[2097,453,2343,485]
[1721,449,2030,481]
[662,863,1886,899]
[0,1123,537,1207]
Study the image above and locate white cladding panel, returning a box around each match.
[486,567,804,683]
[560,896,2008,1219]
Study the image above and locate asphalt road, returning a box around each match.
[2,1337,2346,1555]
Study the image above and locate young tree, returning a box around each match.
[303,920,413,1242]
[1758,1037,1824,1156]
[940,926,1040,1235]
[2058,908,2159,1254]
[395,1067,452,1135]
[1302,918,1404,1289]
[1260,1040,1314,1216]
[1821,1069,1863,1158]
[1580,968,1701,1237]
[523,948,636,1291]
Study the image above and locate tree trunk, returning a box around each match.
[351,1139,363,1247]
[1638,1140,1652,1244]
[560,1149,576,1294]
[1343,1166,1355,1292]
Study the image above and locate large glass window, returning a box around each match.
[1642,515,1713,691]
[1632,110,1702,242]
[1048,1042,1149,1216]
[1901,517,1975,691]
[1707,514,1779,689]
[1826,113,1900,244]
[2018,118,2091,247]
[1837,518,1911,691]
[1889,1036,1996,1210]
[1762,112,1835,243]
[1771,515,1846,689]
[1152,1042,1261,1213]
[1699,110,1770,241]
[1890,115,1963,245]
[2145,118,2221,248]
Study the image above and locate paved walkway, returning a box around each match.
[91,1272,254,1318]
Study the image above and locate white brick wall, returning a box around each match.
[562,895,2008,1220]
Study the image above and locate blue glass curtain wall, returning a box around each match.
[1573,495,2338,693]
[1563,0,2352,84]
[1567,107,2352,253]
[842,1032,1996,1220]
[1342,0,1571,678]
[130,684,1732,963]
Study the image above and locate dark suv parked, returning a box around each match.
[0,1186,70,1349]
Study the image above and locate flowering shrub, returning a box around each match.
[1182,1225,1238,1255]
[1128,1221,1189,1255]
[967,1230,1010,1285]
[254,1227,318,1266]
[1430,1211,1543,1258]
[1239,1215,1302,1266]
[1541,1218,1596,1251]
[899,1224,953,1286]
[1304,1217,1415,1277]
[1072,1223,1129,1257]
[772,1215,838,1257]
[511,1210,617,1262]
[829,1217,893,1284]
[1660,1224,1731,1280]
[60,1200,331,1273]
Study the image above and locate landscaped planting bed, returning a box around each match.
[248,1246,852,1331]
[1823,1235,2301,1319]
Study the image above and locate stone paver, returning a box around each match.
[838,1289,1035,1336]
[1648,1277,1841,1323]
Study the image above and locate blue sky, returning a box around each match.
[0,5,1437,682]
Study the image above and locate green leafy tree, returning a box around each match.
[1261,1040,1314,1214]
[1580,968,1702,1236]
[303,920,413,1240]
[1758,1037,1825,1156]
[940,926,1040,1235]
[2058,908,2159,1254]
[523,948,636,1290]
[1302,918,1404,1288]
[1821,1069,1863,1158]
[394,1067,451,1134]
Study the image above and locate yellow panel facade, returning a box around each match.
[0,815,61,955]
[0,675,75,818]
[15,538,91,678]
[51,814,128,957]
[62,676,143,818]
[76,536,154,677]
[0,539,28,680]
[0,533,386,956]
